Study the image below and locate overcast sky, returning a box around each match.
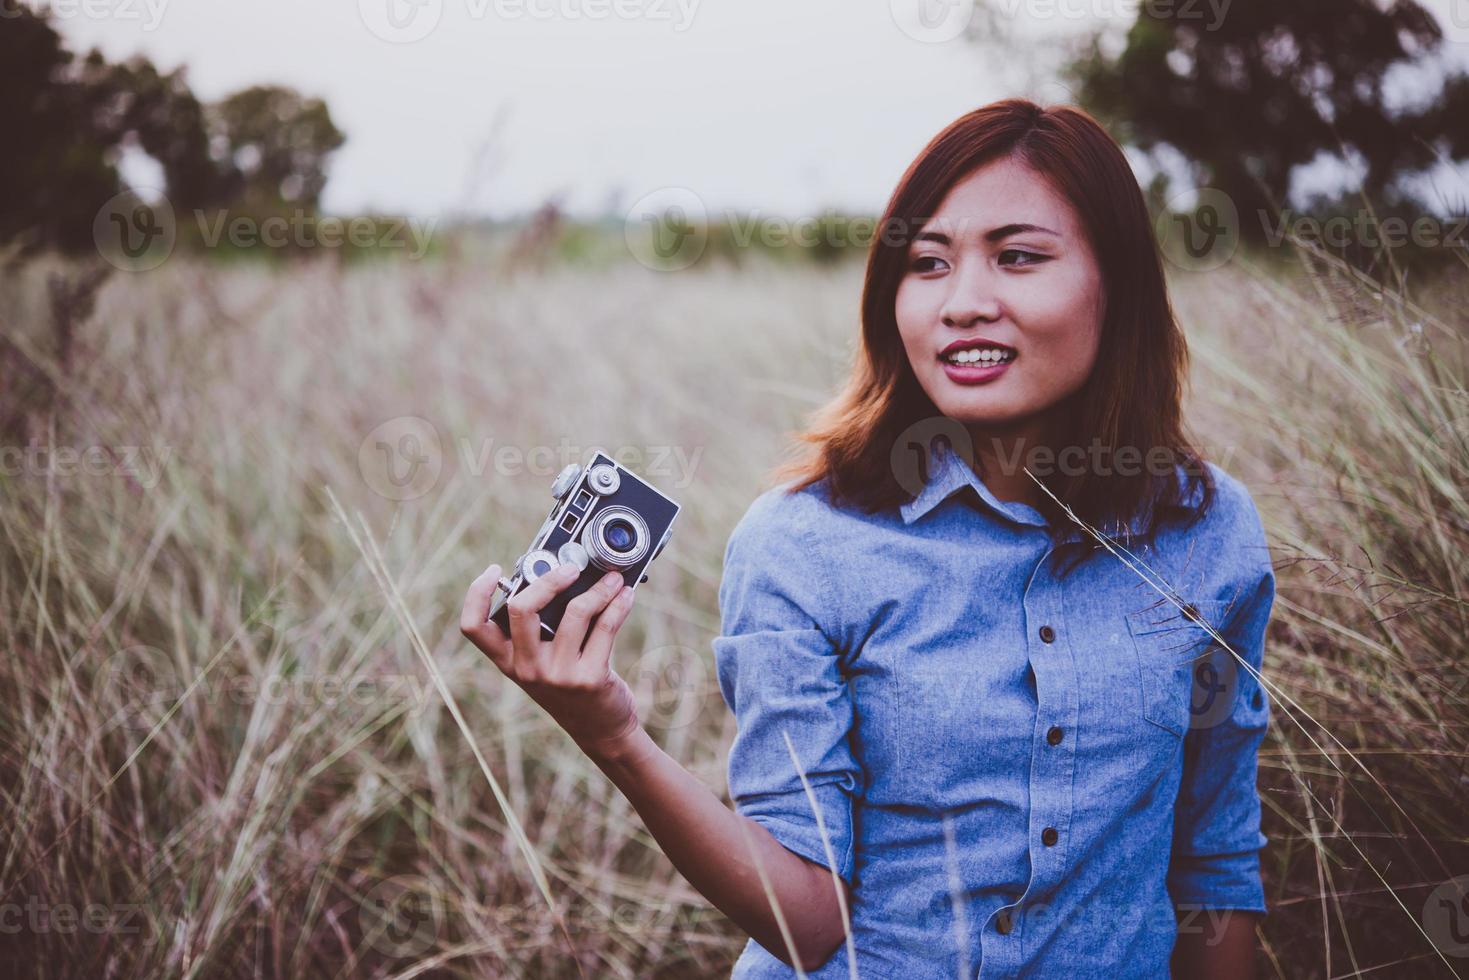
[51,0,1469,221]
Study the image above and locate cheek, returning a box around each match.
[893,281,931,351]
[1025,274,1102,353]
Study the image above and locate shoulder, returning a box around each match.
[1183,460,1275,589]
[725,476,846,558]
[1196,461,1269,546]
[720,477,850,635]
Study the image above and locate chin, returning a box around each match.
[933,392,1013,418]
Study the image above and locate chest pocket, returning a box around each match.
[1126,598,1234,737]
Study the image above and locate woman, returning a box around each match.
[459,99,1275,978]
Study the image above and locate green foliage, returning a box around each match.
[1068,0,1469,251]
[0,3,346,257]
[207,86,345,212]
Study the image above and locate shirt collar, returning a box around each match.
[898,438,1166,544]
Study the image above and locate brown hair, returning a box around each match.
[768,98,1213,575]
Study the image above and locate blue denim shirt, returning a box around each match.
[713,440,1274,979]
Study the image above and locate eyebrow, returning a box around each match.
[914,223,1061,246]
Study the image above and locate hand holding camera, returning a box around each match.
[460,557,642,752]
[459,452,680,753]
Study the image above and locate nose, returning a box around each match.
[939,257,1002,329]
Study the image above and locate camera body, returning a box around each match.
[488,451,680,640]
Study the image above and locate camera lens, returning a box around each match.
[604,518,635,552]
[583,505,649,569]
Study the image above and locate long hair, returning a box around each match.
[768,98,1213,576]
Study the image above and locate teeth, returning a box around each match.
[944,347,1014,365]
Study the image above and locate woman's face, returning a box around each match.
[894,155,1106,441]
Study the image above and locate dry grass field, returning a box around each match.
[1,242,1465,978]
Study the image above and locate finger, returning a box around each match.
[507,563,579,675]
[460,564,512,668]
[551,570,625,667]
[578,584,636,676]
[472,618,513,670]
[460,563,502,634]
[508,560,581,618]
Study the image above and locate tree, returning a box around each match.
[0,5,120,252]
[0,4,345,255]
[1068,0,1469,244]
[206,86,345,212]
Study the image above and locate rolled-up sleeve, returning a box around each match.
[713,488,861,885]
[1168,487,1276,913]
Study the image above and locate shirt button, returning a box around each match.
[995,908,1014,935]
[1042,827,1059,847]
[1046,726,1064,746]
[1038,625,1056,643]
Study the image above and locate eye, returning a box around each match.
[999,248,1048,267]
[909,254,949,274]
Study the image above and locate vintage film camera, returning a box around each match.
[488,451,680,640]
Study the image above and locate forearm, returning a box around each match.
[574,725,849,971]
[1171,908,1259,980]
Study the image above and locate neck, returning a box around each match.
[965,415,1054,511]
